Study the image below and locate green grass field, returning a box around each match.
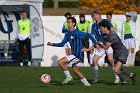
[0,66,139,93]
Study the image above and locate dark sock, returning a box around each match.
[120,67,131,76]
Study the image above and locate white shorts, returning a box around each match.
[66,55,81,67]
[123,39,136,49]
[64,42,71,49]
[94,47,113,57]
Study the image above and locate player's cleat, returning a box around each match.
[20,62,23,67]
[84,83,91,86]
[130,73,136,85]
[114,78,120,84]
[28,61,31,66]
[62,76,73,84]
[121,81,126,86]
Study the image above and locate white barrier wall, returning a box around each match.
[41,15,140,67]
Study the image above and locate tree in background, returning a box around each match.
[79,0,140,14]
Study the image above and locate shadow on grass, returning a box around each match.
[88,79,119,86]
[39,80,75,87]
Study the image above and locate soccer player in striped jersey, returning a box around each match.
[77,13,91,65]
[90,9,119,83]
[47,17,100,86]
[98,19,136,86]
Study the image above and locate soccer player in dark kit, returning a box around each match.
[98,19,136,85]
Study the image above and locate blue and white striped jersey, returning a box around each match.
[91,19,112,42]
[52,29,97,62]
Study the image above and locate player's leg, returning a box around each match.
[124,39,131,66]
[92,55,101,83]
[120,67,136,85]
[115,59,136,85]
[119,56,136,85]
[17,39,24,66]
[58,56,73,84]
[25,38,32,66]
[92,49,104,83]
[72,63,90,86]
[130,48,135,66]
[130,39,136,66]
[89,50,94,66]
[106,47,120,84]
[114,61,126,85]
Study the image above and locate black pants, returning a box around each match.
[83,38,90,63]
[17,38,32,62]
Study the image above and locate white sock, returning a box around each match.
[131,53,135,66]
[20,62,23,66]
[64,71,71,77]
[93,65,98,80]
[81,78,90,85]
[90,53,93,65]
[28,61,31,66]
[126,53,131,65]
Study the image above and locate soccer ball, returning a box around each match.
[40,74,51,84]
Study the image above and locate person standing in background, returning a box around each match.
[122,12,136,67]
[77,13,91,64]
[17,10,32,67]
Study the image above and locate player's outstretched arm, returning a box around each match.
[47,34,68,47]
[47,42,53,46]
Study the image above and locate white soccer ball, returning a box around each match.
[40,74,51,84]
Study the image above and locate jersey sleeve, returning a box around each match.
[74,30,97,45]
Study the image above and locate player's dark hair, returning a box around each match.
[106,12,112,17]
[21,10,27,14]
[99,19,111,30]
[67,17,77,27]
[64,12,72,17]
[79,13,85,18]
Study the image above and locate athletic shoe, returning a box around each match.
[62,76,73,84]
[20,62,23,67]
[28,61,31,66]
[130,73,136,85]
[114,78,120,84]
[121,81,126,86]
[84,83,91,86]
